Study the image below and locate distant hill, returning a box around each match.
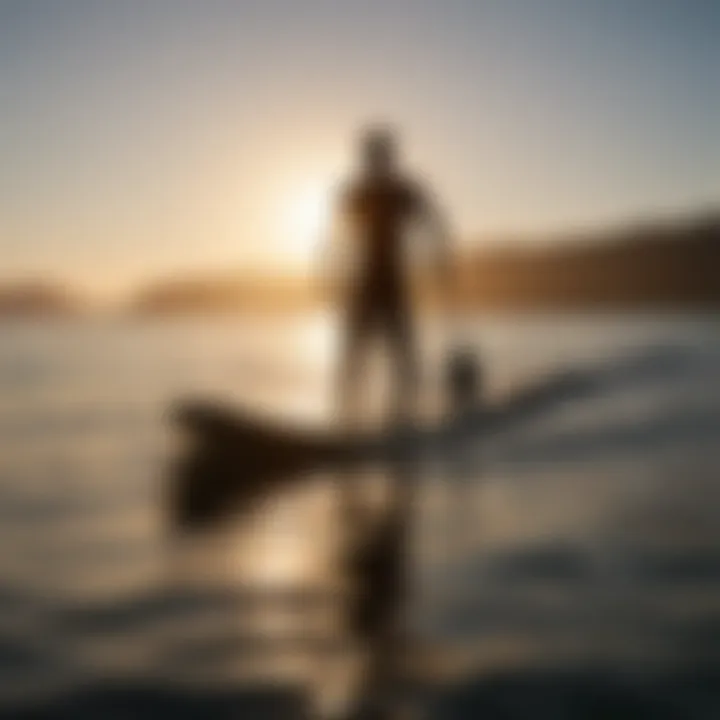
[450,210,720,311]
[0,282,82,317]
[130,274,320,315]
[5,209,716,319]
[126,207,720,315]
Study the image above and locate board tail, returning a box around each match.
[167,401,377,531]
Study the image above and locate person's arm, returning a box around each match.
[415,187,455,289]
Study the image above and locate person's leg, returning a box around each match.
[385,292,419,423]
[336,298,373,426]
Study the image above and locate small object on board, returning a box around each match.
[444,347,484,415]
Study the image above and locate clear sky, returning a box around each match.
[1,0,718,294]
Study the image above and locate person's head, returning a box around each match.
[359,125,398,176]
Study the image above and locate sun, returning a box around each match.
[282,182,332,267]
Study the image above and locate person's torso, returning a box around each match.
[343,175,420,277]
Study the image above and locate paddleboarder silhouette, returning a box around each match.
[328,125,453,423]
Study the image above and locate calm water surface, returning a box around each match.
[1,312,719,717]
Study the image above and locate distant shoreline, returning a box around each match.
[2,206,718,318]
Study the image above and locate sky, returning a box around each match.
[0,0,718,295]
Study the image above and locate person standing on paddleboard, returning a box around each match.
[328,125,454,421]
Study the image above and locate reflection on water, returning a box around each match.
[1,313,719,717]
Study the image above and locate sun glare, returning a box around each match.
[282,183,331,267]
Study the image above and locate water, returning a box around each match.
[1,312,719,718]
